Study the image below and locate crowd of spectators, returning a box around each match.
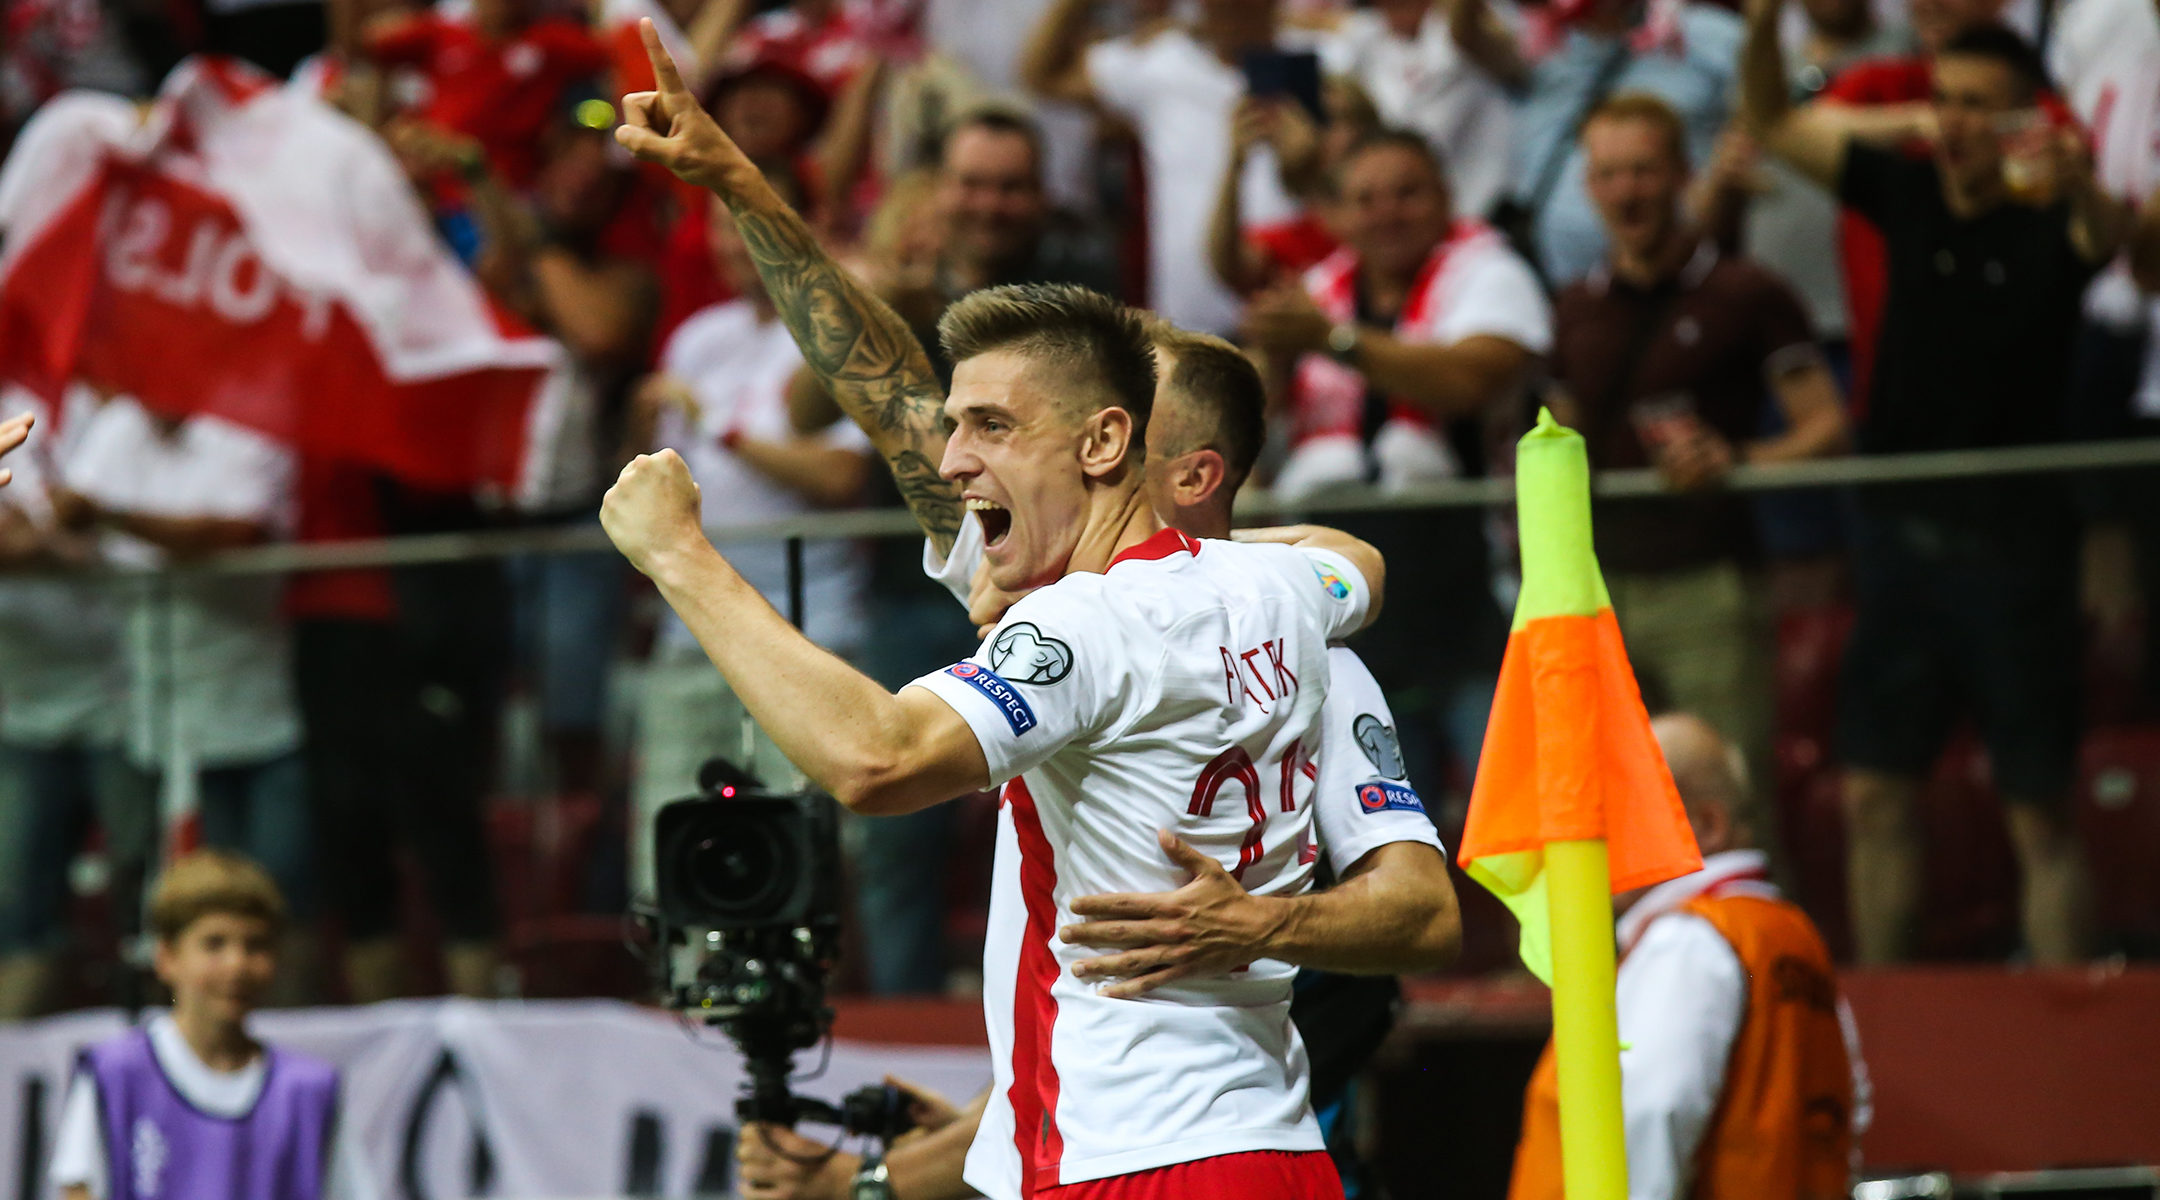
[4,0,2160,1013]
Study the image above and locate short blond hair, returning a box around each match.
[1581,92,1691,168]
[937,283,1158,439]
[1146,321,1266,492]
[149,850,288,943]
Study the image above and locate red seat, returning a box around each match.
[2075,724,2160,951]
[1914,735,2019,960]
[504,914,648,999]
[487,793,607,925]
[1774,604,1855,748]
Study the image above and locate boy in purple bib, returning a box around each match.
[48,850,368,1200]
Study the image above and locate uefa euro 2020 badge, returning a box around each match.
[1311,560,1351,600]
[132,1116,169,1197]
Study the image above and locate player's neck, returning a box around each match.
[1063,484,1160,578]
[169,1002,260,1073]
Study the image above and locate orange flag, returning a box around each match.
[1457,409,1702,984]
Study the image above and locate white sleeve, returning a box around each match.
[1427,248,1554,354]
[204,425,299,535]
[1083,37,1149,120]
[1289,545,1373,642]
[47,1070,107,1199]
[904,582,1137,784]
[1312,647,1444,876]
[920,511,985,607]
[1615,914,1746,1200]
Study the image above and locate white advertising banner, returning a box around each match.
[0,999,992,1200]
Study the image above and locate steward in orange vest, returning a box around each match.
[1509,715,1866,1200]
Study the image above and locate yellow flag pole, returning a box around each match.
[1546,838,1628,1199]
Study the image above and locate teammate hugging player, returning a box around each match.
[606,20,1454,1200]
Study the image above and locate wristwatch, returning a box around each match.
[850,1160,895,1200]
[1325,322,1362,364]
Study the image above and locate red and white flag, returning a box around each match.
[0,56,562,489]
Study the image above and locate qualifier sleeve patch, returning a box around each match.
[944,662,1038,735]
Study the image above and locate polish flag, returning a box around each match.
[0,56,562,490]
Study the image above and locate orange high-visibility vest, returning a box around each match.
[1507,891,1854,1200]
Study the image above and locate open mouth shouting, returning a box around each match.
[968,496,1013,550]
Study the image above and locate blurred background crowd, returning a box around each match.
[6,0,2160,1017]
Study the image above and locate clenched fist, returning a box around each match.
[601,449,705,576]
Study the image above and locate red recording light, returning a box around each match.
[721,785,736,798]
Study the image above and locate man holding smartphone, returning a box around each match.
[1020,0,1323,337]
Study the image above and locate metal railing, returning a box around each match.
[55,436,2160,579]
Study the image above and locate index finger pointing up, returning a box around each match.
[639,17,689,97]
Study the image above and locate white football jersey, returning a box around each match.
[909,526,1375,1194]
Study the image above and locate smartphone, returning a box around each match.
[1242,49,1325,123]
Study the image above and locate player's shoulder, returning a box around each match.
[268,1044,342,1092]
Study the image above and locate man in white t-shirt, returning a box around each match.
[611,28,1407,1195]
[1316,0,1520,220]
[628,195,876,898]
[51,397,315,953]
[1020,0,1318,335]
[0,385,136,1020]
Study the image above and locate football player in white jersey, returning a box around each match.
[610,23,1434,1200]
[735,327,1462,1200]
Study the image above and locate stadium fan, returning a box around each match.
[1019,0,1325,335]
[0,388,135,1021]
[1311,0,1522,221]
[1205,75,1378,297]
[1462,0,1743,285]
[359,0,607,190]
[1746,18,2135,964]
[1546,92,1849,883]
[733,320,1464,1200]
[46,850,376,1200]
[608,22,1437,1196]
[49,398,318,999]
[1242,128,1546,792]
[1737,0,2051,413]
[1507,714,1868,1200]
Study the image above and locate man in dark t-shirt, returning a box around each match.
[1550,93,1850,885]
[1749,18,2128,965]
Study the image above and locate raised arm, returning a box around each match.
[614,21,964,555]
[1738,0,1851,189]
[1020,0,1100,106]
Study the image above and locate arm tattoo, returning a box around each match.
[725,195,963,555]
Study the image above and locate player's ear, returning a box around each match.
[1172,449,1227,509]
[1077,405,1136,479]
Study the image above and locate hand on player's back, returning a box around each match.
[614,19,756,193]
[1060,830,1277,999]
[601,449,705,576]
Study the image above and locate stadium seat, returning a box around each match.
[2075,725,2160,955]
[1914,735,2019,960]
[1774,604,1854,748]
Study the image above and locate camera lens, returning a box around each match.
[679,813,794,919]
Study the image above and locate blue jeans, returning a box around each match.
[511,525,627,737]
[191,752,315,919]
[0,745,149,954]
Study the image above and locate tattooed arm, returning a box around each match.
[613,20,963,554]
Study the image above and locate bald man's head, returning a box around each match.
[1651,713,1747,856]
